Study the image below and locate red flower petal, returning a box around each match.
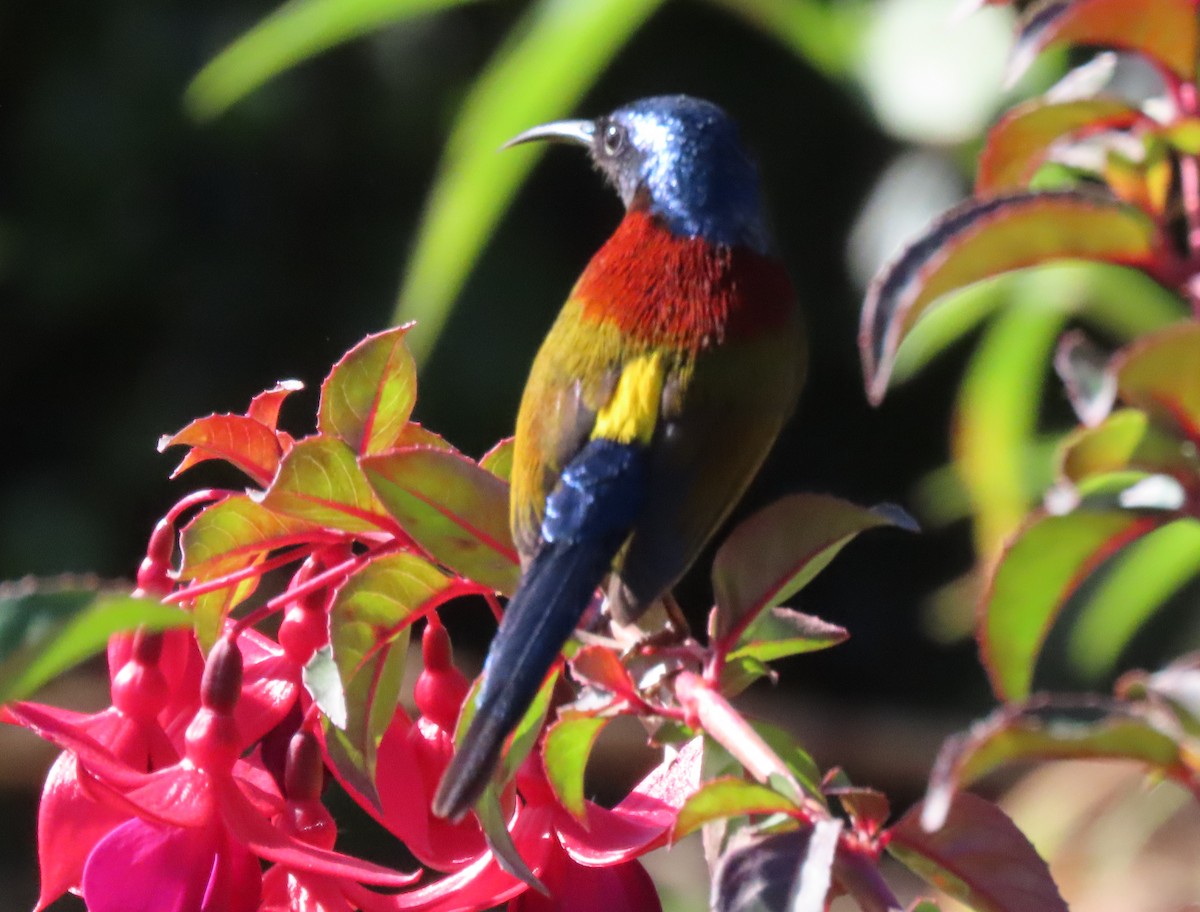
[343,807,559,912]
[556,737,701,865]
[375,714,487,872]
[34,752,129,910]
[513,849,660,912]
[218,779,421,888]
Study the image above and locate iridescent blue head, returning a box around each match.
[506,95,770,253]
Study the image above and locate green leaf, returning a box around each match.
[727,607,849,665]
[953,293,1066,557]
[392,0,666,363]
[542,716,608,821]
[1008,0,1198,86]
[362,447,519,594]
[1115,321,1200,441]
[479,437,515,482]
[922,698,1185,834]
[319,326,418,456]
[860,191,1162,404]
[324,552,450,799]
[711,493,894,644]
[259,436,394,533]
[179,494,316,580]
[889,792,1068,912]
[185,0,479,120]
[500,666,560,782]
[673,776,799,841]
[977,98,1146,194]
[0,580,189,702]
[1068,519,1200,680]
[475,787,544,894]
[1059,409,1200,486]
[980,509,1164,701]
[192,570,261,653]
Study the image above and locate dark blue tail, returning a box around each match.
[432,439,647,821]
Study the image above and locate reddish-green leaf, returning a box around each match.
[1068,519,1200,680]
[922,698,1185,833]
[569,644,642,705]
[260,435,395,534]
[673,776,799,841]
[179,494,317,580]
[543,716,609,821]
[1059,408,1199,486]
[826,785,890,837]
[1114,321,1200,442]
[324,552,451,801]
[1009,0,1198,86]
[192,569,260,652]
[889,792,1067,912]
[860,191,1161,404]
[479,437,515,482]
[980,509,1163,700]
[160,414,283,487]
[727,607,849,665]
[319,326,418,455]
[392,422,455,452]
[978,97,1145,194]
[711,494,894,644]
[362,447,519,595]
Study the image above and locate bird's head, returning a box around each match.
[506,95,769,252]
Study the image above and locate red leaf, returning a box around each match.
[1009,0,1198,86]
[1114,321,1200,443]
[888,792,1067,912]
[977,97,1147,194]
[160,414,283,487]
[860,191,1163,404]
[247,380,304,431]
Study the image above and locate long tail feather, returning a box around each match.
[432,439,647,821]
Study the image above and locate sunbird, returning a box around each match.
[433,95,805,821]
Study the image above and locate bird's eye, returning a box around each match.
[602,122,626,156]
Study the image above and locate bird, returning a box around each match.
[432,94,806,822]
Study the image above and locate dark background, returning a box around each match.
[0,1,1001,906]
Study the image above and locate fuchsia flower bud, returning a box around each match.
[413,617,470,732]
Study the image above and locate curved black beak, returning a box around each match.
[502,118,595,150]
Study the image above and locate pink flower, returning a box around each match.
[10,636,419,912]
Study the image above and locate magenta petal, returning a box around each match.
[82,817,224,912]
[218,778,421,888]
[237,652,299,748]
[6,702,149,791]
[34,752,129,910]
[557,737,701,865]
[200,827,262,912]
[343,806,558,912]
[514,851,661,912]
[375,715,487,872]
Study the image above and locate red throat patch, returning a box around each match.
[572,208,795,350]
